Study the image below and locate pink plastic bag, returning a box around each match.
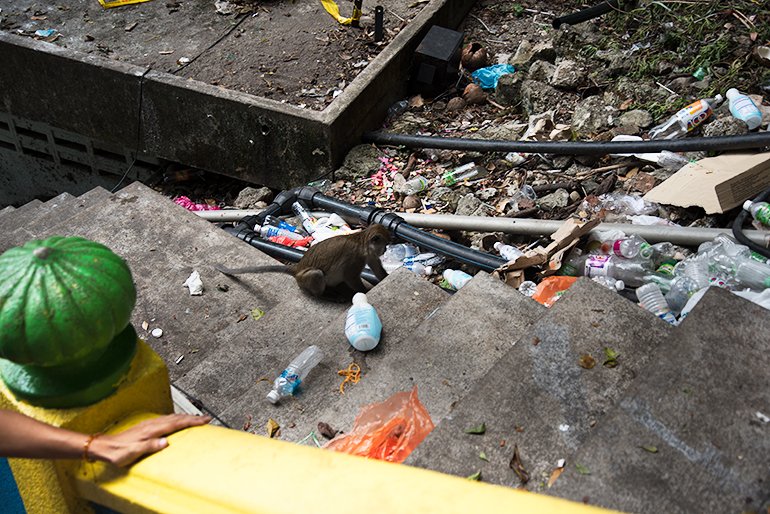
[324,387,434,463]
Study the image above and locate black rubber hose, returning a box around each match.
[552,0,621,29]
[732,187,770,259]
[363,131,770,155]
[296,188,508,271]
[222,224,382,284]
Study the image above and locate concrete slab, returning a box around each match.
[217,267,450,439]
[547,287,770,513]
[0,199,43,249]
[406,278,674,490]
[0,206,15,219]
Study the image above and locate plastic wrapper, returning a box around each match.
[174,196,221,211]
[323,386,434,463]
[532,276,578,307]
[471,64,515,90]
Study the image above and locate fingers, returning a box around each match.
[130,414,211,440]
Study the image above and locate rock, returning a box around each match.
[402,195,421,210]
[461,43,489,72]
[552,156,573,169]
[391,113,428,134]
[508,40,533,66]
[508,40,556,66]
[550,59,586,89]
[582,179,600,195]
[536,189,570,210]
[495,73,524,107]
[476,188,497,201]
[569,191,582,203]
[446,97,466,112]
[234,186,273,209]
[520,80,564,117]
[612,77,668,104]
[702,116,749,137]
[564,164,592,177]
[430,187,462,211]
[571,96,620,136]
[594,49,632,77]
[473,119,526,141]
[527,60,556,82]
[655,61,675,76]
[463,84,487,105]
[455,193,483,216]
[668,76,696,94]
[618,109,653,130]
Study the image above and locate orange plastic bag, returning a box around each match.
[532,276,578,307]
[323,386,434,463]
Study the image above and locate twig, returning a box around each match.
[387,8,405,22]
[656,82,677,96]
[487,98,507,110]
[524,8,555,16]
[470,15,496,34]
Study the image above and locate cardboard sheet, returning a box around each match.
[643,152,770,214]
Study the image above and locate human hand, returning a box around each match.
[88,413,211,467]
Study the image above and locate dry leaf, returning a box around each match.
[579,354,596,369]
[317,422,338,439]
[409,95,425,108]
[547,466,565,488]
[619,98,634,110]
[266,418,280,438]
[509,444,530,484]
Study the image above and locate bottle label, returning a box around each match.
[442,171,458,186]
[279,369,301,392]
[559,263,579,276]
[612,239,624,257]
[585,255,611,277]
[676,100,712,132]
[754,206,770,226]
[657,262,675,276]
[639,243,653,259]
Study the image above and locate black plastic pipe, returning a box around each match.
[222,224,382,284]
[296,187,508,271]
[732,187,770,259]
[363,131,770,155]
[552,0,621,29]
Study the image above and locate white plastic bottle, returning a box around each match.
[443,269,473,290]
[344,293,382,351]
[267,345,324,404]
[260,224,304,241]
[726,88,762,130]
[636,283,677,325]
[291,201,318,234]
[403,260,433,276]
[648,94,723,140]
[494,242,524,261]
[743,200,770,227]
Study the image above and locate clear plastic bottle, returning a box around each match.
[494,242,524,261]
[267,345,324,404]
[636,283,678,325]
[656,150,690,171]
[648,94,723,140]
[384,243,420,262]
[260,224,304,241]
[441,163,488,185]
[713,254,770,290]
[650,242,676,265]
[601,235,653,260]
[291,201,318,234]
[518,280,537,296]
[664,275,701,314]
[400,176,430,195]
[726,88,762,130]
[344,293,382,351]
[584,254,669,289]
[443,269,473,290]
[558,248,586,277]
[743,200,770,227]
[403,260,432,276]
[591,276,625,291]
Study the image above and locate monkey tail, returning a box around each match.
[214,264,293,276]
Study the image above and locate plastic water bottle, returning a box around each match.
[743,200,770,227]
[267,345,324,404]
[443,269,473,290]
[558,248,586,277]
[518,280,537,296]
[656,150,690,171]
[636,283,677,325]
[584,254,670,289]
[442,163,488,185]
[403,260,432,276]
[648,94,723,140]
[264,215,299,232]
[601,235,653,259]
[344,293,382,351]
[591,276,625,291]
[664,275,701,314]
[291,201,318,234]
[494,242,524,261]
[399,176,430,195]
[726,88,762,130]
[260,224,304,241]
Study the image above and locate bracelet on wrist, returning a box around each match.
[83,433,102,463]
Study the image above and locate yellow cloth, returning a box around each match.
[99,0,153,8]
[321,0,362,25]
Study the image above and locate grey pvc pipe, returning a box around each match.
[194,210,770,247]
[393,212,770,247]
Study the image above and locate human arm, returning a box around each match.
[0,410,210,467]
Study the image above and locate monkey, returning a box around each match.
[215,224,391,299]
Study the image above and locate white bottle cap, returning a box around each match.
[726,88,739,99]
[493,242,503,251]
[352,292,368,306]
[350,334,379,352]
[614,280,625,291]
[743,200,754,211]
[266,390,280,404]
[714,93,724,103]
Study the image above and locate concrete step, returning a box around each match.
[0,199,43,249]
[16,182,298,380]
[406,278,674,490]
[0,205,16,220]
[547,287,770,514]
[216,267,450,439]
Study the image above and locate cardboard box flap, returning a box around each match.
[643,152,770,214]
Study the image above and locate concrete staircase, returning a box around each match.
[1,182,768,514]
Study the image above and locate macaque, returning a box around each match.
[215,224,390,298]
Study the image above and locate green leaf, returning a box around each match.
[479,451,489,462]
[603,347,619,367]
[512,3,524,16]
[641,445,658,453]
[466,471,482,481]
[250,308,265,321]
[575,463,591,475]
[465,423,486,435]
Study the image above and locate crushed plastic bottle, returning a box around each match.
[267,345,324,404]
[726,88,763,130]
[636,283,678,325]
[601,235,653,260]
[398,176,430,195]
[665,275,702,314]
[518,280,537,297]
[442,269,473,290]
[494,242,524,262]
[403,260,432,276]
[584,254,670,289]
[591,276,625,291]
[558,248,587,277]
[442,163,488,186]
[656,150,691,171]
[648,94,723,140]
[743,200,770,227]
[345,293,382,351]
